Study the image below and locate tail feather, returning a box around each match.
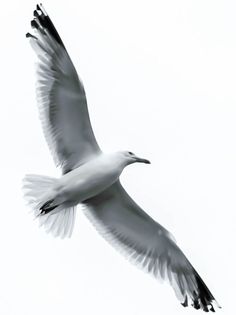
[39,199,58,214]
[23,174,76,238]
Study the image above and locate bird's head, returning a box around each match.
[117,151,151,166]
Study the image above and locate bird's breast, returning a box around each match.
[57,158,122,204]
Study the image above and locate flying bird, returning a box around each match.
[23,4,220,312]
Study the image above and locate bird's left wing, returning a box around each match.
[26,4,101,173]
[83,181,220,312]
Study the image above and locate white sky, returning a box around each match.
[0,0,235,314]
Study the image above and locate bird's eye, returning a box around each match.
[128,151,134,155]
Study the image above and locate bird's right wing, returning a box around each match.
[26,4,101,173]
[83,181,220,312]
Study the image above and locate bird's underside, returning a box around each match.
[23,4,221,312]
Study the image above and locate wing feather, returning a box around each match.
[27,4,101,173]
[83,181,220,312]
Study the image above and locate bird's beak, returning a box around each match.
[134,156,151,164]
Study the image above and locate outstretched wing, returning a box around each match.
[83,181,220,312]
[26,4,101,173]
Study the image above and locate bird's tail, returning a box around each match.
[22,174,76,238]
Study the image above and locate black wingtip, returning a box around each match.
[33,10,39,17]
[210,305,215,312]
[181,296,188,307]
[31,19,39,29]
[193,272,220,312]
[26,32,37,39]
[37,3,48,16]
[29,3,65,48]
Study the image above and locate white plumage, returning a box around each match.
[23,4,220,312]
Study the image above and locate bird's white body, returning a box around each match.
[53,153,126,207]
[23,4,219,312]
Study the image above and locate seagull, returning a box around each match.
[23,4,220,312]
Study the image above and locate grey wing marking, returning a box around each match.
[83,181,220,312]
[27,4,101,173]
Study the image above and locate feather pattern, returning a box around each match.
[23,174,76,238]
[26,4,101,173]
[83,181,220,312]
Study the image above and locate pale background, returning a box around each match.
[0,1,234,314]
